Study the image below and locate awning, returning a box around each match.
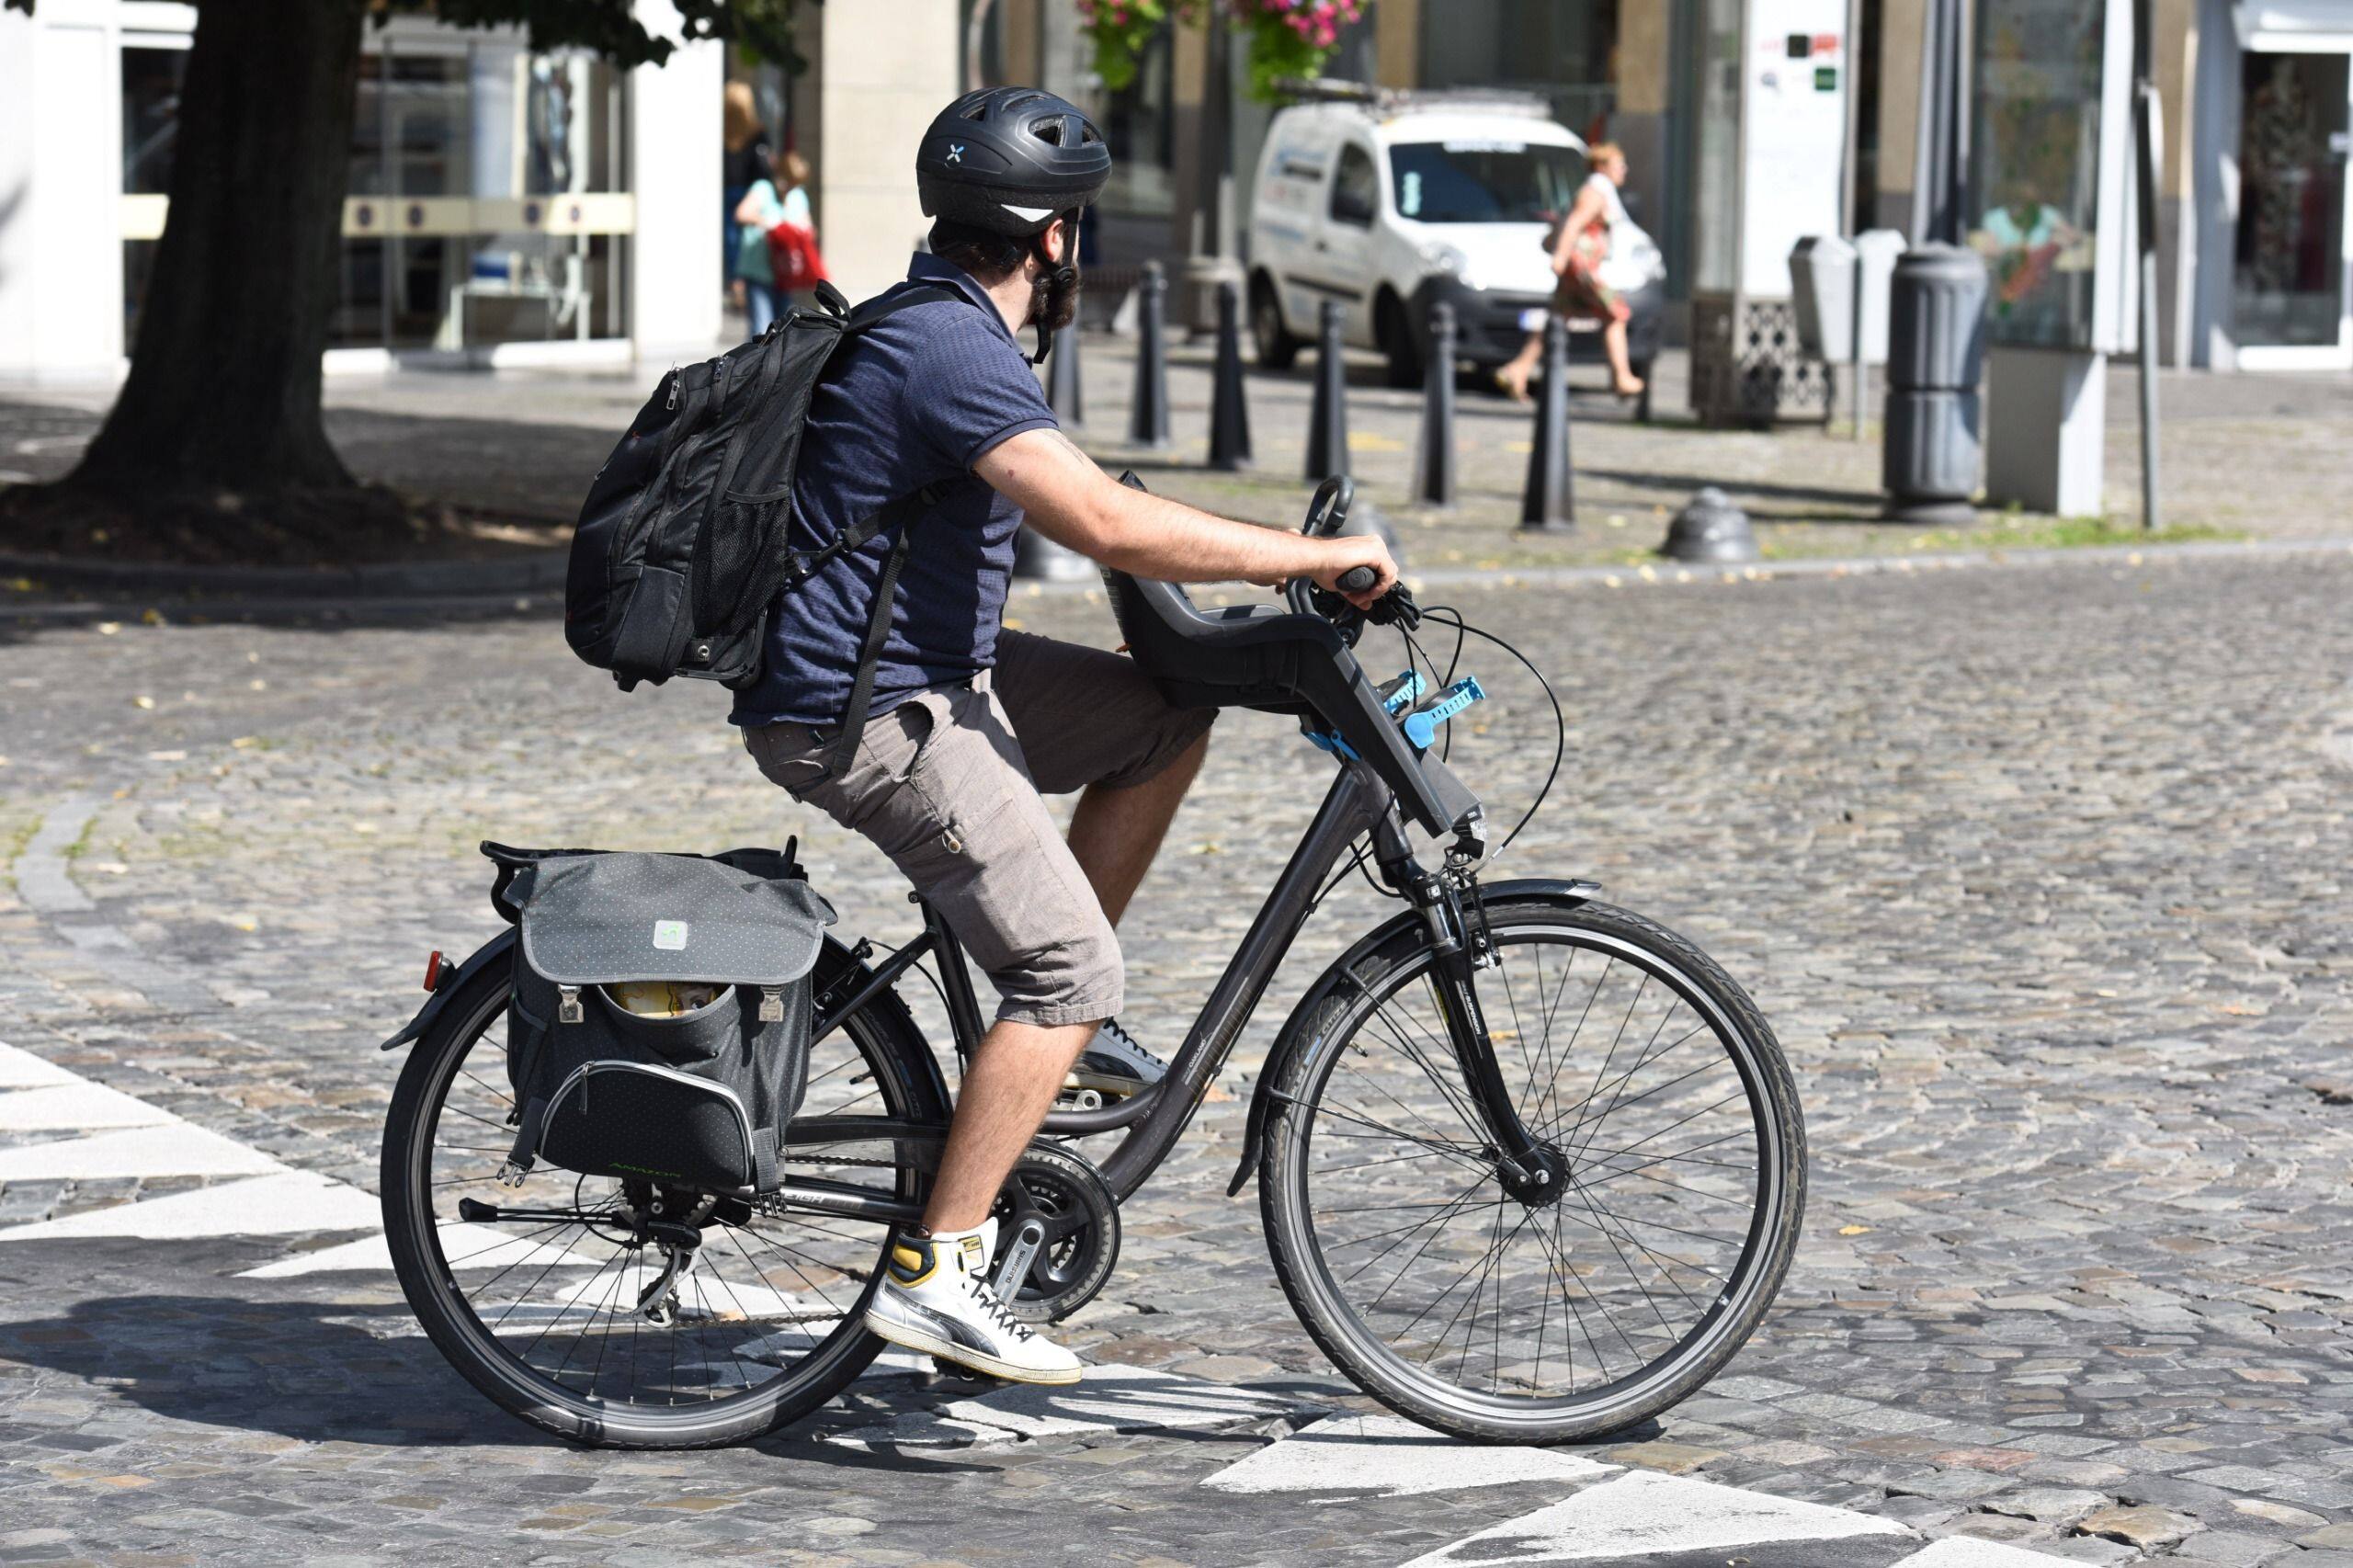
[2235,0,2353,51]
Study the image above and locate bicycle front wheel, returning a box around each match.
[1261,896,1805,1444]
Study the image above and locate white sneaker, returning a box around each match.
[863,1226,1083,1386]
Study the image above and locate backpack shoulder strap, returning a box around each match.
[843,280,963,335]
[807,481,942,785]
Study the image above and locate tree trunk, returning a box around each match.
[71,0,369,497]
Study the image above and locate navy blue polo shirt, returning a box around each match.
[730,253,1058,731]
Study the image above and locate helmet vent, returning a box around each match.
[1030,116,1065,146]
[959,100,989,120]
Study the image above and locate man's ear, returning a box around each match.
[1043,216,1073,266]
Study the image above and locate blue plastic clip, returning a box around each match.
[1304,729,1359,760]
[1403,676,1486,749]
[1381,670,1427,716]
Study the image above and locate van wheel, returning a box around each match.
[1377,291,1422,388]
[1252,276,1301,370]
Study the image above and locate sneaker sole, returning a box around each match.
[862,1311,1083,1387]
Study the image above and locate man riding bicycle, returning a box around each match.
[733,87,1396,1385]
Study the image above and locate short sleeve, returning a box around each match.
[902,311,1059,472]
[781,187,812,228]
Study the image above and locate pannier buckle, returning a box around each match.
[557,984,584,1025]
[757,985,785,1024]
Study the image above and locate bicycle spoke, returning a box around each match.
[1287,919,1787,1423]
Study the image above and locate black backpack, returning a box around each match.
[565,280,961,779]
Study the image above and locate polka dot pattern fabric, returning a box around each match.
[516,852,836,987]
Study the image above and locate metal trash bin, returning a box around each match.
[1790,236,1859,362]
[1881,243,1989,523]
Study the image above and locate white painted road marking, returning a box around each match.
[0,1169,383,1240]
[1888,1540,2080,1567]
[1201,1414,1615,1497]
[0,1079,177,1131]
[1398,1469,1913,1565]
[0,1042,83,1088]
[832,1361,1310,1450]
[0,1122,285,1181]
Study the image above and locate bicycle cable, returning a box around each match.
[1408,603,1568,863]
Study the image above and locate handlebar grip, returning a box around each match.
[1302,475,1354,538]
[1336,564,1378,594]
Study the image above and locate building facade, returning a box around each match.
[5,0,2339,381]
[0,0,723,381]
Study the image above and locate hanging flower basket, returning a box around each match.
[1076,0,1363,101]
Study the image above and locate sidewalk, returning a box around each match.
[6,337,2347,584]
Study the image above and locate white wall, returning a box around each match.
[630,0,725,358]
[0,0,127,381]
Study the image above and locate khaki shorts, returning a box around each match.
[742,630,1216,1027]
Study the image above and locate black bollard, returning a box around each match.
[1208,279,1253,471]
[1518,315,1573,532]
[1013,524,1094,581]
[1047,319,1084,427]
[1305,298,1349,482]
[1127,260,1170,449]
[1413,301,1458,507]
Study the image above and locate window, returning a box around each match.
[1390,141,1586,223]
[121,26,632,353]
[1330,142,1380,227]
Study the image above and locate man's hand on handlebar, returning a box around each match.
[1308,534,1399,611]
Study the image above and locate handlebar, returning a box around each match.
[1289,475,1418,633]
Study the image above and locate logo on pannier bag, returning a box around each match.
[652,919,689,950]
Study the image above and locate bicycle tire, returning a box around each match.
[381,940,949,1449]
[1260,896,1806,1444]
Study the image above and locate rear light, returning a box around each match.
[424,950,448,992]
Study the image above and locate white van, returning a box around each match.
[1245,86,1665,388]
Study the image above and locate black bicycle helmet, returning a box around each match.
[916,86,1110,237]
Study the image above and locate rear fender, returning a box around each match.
[1225,878,1600,1196]
[379,927,516,1051]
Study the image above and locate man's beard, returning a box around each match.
[1028,263,1082,335]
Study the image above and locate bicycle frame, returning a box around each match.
[773,747,1556,1226]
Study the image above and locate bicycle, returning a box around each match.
[378,474,1806,1449]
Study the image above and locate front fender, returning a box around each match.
[379,927,516,1051]
[1225,878,1599,1196]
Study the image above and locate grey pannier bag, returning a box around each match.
[496,849,835,1193]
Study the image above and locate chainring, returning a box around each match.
[987,1143,1120,1324]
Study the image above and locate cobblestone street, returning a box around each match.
[1,549,2350,1564]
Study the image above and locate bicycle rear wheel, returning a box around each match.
[381,940,947,1449]
[1261,895,1804,1444]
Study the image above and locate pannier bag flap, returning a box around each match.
[516,851,835,987]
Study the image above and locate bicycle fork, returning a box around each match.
[1386,833,1566,1204]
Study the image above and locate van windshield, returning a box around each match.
[1389,140,1586,224]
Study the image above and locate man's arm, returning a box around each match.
[974,427,1396,606]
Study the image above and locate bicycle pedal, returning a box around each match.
[929,1356,1012,1388]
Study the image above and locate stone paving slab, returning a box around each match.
[0,551,2348,1562]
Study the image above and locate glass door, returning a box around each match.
[2233,50,2352,367]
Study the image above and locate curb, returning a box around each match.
[7,536,2352,628]
[1392,533,2353,591]
[0,547,571,599]
[2,592,558,626]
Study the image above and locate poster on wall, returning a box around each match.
[1739,0,1849,298]
[1969,0,2106,349]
